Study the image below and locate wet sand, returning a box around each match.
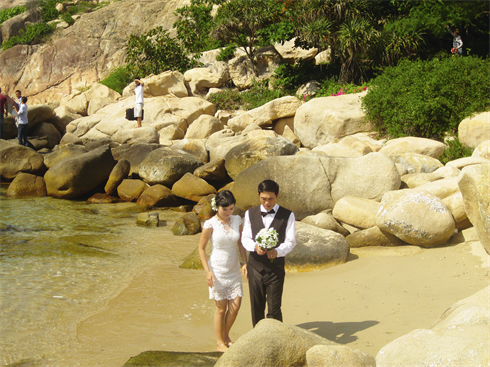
[68,227,489,367]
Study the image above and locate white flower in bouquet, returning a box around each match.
[255,228,279,250]
[211,197,217,211]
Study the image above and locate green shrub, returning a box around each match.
[2,22,55,50]
[40,0,59,22]
[60,13,75,26]
[216,44,237,62]
[100,66,132,95]
[125,26,201,79]
[207,81,287,111]
[439,137,473,165]
[362,56,490,139]
[66,1,99,15]
[0,6,26,26]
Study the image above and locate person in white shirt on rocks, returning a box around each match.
[14,96,29,146]
[134,78,144,127]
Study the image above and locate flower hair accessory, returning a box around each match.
[211,197,217,211]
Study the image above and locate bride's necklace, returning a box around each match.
[215,215,231,227]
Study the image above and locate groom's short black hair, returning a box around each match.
[258,180,279,195]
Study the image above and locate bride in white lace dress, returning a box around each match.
[198,190,248,352]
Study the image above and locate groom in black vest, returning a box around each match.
[242,180,296,327]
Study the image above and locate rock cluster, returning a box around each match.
[2,69,489,264]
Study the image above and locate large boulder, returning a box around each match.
[136,184,179,207]
[287,222,350,271]
[402,166,460,188]
[227,96,302,132]
[346,226,405,247]
[54,105,83,127]
[111,126,160,145]
[274,38,318,63]
[215,319,337,367]
[44,145,116,199]
[6,173,47,197]
[123,351,222,367]
[411,177,460,200]
[294,92,374,149]
[442,191,471,230]
[227,47,281,90]
[44,144,88,169]
[207,131,247,161]
[313,143,364,158]
[301,212,350,237]
[224,136,299,180]
[184,114,224,139]
[446,156,489,170]
[105,159,130,194]
[332,196,381,229]
[128,71,188,98]
[1,9,40,42]
[111,143,161,176]
[306,345,375,367]
[171,173,216,202]
[376,286,490,367]
[117,179,149,202]
[194,158,229,182]
[472,140,490,160]
[184,62,230,96]
[388,152,443,175]
[458,111,490,148]
[379,137,446,158]
[29,121,62,149]
[0,141,47,180]
[138,147,203,186]
[458,163,490,254]
[233,153,400,220]
[171,213,201,236]
[171,139,209,164]
[85,82,122,115]
[376,189,455,247]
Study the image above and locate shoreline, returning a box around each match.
[63,227,489,367]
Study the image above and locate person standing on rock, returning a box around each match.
[198,190,248,352]
[13,96,29,146]
[0,88,8,140]
[242,180,296,327]
[134,78,144,128]
[12,90,22,127]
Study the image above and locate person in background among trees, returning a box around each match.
[0,88,7,140]
[134,78,144,128]
[446,24,463,56]
[13,96,29,146]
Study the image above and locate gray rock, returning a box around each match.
[139,147,203,186]
[301,212,350,237]
[136,184,179,207]
[346,226,405,248]
[306,345,375,367]
[6,173,47,197]
[105,159,130,194]
[194,158,229,182]
[215,319,337,367]
[123,350,222,367]
[172,173,216,202]
[388,152,443,174]
[136,212,159,227]
[171,213,201,236]
[44,144,88,169]
[117,179,149,202]
[44,145,116,199]
[224,136,299,180]
[287,222,350,271]
[111,143,162,176]
[0,140,47,180]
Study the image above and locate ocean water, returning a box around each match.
[0,188,191,366]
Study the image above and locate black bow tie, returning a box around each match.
[261,209,275,217]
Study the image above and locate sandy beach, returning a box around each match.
[62,227,488,367]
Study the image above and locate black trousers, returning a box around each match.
[247,264,285,327]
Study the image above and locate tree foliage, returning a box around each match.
[125,26,201,79]
[362,55,490,139]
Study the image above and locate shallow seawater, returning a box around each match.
[0,188,198,367]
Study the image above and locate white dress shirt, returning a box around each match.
[134,84,144,104]
[242,203,296,258]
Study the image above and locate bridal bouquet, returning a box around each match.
[255,228,279,262]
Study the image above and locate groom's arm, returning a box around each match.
[241,210,257,252]
[275,212,296,258]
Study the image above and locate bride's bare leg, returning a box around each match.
[223,296,242,346]
[214,299,229,352]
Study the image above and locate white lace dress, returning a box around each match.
[203,215,244,301]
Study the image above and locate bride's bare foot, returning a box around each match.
[225,339,233,347]
[217,342,228,352]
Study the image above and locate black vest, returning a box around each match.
[248,205,292,272]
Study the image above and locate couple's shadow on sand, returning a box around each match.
[296,320,379,344]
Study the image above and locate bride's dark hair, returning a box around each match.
[215,190,236,208]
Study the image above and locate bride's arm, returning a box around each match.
[237,223,248,278]
[198,228,215,287]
